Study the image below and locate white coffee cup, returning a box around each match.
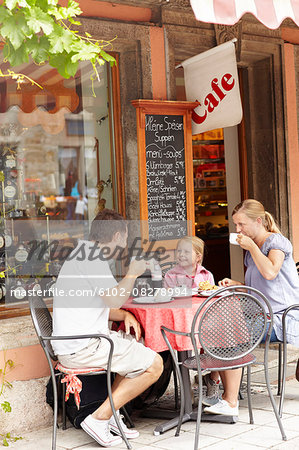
[229,233,239,245]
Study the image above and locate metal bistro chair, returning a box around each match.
[275,304,299,416]
[160,261,176,278]
[272,262,299,411]
[161,286,287,450]
[160,260,180,409]
[29,296,132,450]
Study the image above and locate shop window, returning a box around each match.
[0,56,124,318]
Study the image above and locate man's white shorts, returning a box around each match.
[58,330,157,378]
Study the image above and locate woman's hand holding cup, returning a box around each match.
[229,233,240,245]
[219,278,242,287]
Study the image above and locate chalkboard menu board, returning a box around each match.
[132,100,197,249]
[145,114,187,241]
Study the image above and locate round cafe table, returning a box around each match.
[123,295,204,352]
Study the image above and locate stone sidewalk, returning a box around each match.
[4,348,299,450]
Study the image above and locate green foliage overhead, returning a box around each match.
[0,0,116,82]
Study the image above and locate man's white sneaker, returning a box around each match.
[203,399,239,416]
[81,414,122,447]
[109,411,140,439]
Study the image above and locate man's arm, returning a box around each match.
[100,258,148,308]
[109,308,142,341]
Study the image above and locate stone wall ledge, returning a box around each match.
[0,316,38,350]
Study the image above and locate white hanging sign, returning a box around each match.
[179,40,243,134]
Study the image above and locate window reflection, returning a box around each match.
[0,58,118,307]
[0,59,116,225]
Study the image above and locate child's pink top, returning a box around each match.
[164,263,215,289]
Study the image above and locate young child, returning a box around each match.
[164,236,220,406]
[163,236,214,289]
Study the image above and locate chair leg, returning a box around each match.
[107,375,132,449]
[278,341,288,417]
[121,406,134,428]
[161,329,185,437]
[238,367,245,400]
[247,366,254,424]
[277,343,282,396]
[62,380,67,430]
[172,360,180,410]
[51,373,58,450]
[194,372,203,450]
[264,359,287,440]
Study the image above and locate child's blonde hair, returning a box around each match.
[177,236,205,262]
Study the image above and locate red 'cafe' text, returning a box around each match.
[192,73,235,125]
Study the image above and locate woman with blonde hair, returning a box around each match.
[203,199,299,417]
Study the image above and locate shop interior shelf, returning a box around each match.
[194,187,226,192]
[192,140,224,145]
[193,158,224,164]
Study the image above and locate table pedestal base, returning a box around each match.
[141,351,238,436]
[142,409,238,435]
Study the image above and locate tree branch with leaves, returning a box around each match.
[0,0,116,90]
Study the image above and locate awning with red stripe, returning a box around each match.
[190,0,299,29]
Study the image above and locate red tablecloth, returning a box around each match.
[123,296,206,353]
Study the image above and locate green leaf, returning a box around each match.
[17,12,32,38]
[3,438,9,446]
[99,49,116,65]
[18,0,30,6]
[1,401,12,413]
[49,52,72,78]
[5,0,18,10]
[48,6,66,21]
[65,55,78,77]
[68,17,81,25]
[85,32,91,37]
[25,7,54,35]
[36,0,49,11]
[27,35,49,64]
[67,0,82,17]
[49,26,75,54]
[5,43,29,66]
[71,43,98,63]
[0,6,11,22]
[1,17,25,50]
[23,0,37,5]
[5,380,13,389]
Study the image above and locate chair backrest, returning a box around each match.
[191,286,271,361]
[29,296,58,361]
[160,261,176,277]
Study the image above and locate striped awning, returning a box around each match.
[190,0,299,30]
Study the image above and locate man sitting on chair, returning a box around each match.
[52,209,163,447]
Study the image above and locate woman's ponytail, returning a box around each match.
[264,211,280,233]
